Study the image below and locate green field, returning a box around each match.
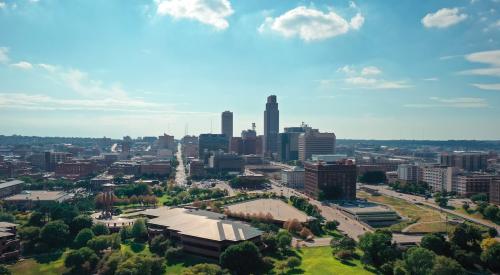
[290,246,374,275]
[357,191,454,233]
[8,252,68,275]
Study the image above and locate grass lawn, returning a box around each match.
[357,191,456,233]
[8,251,68,275]
[287,246,375,275]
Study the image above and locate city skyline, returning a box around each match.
[1,0,500,139]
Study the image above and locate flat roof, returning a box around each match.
[4,190,72,201]
[0,222,17,228]
[0,180,23,189]
[226,199,309,223]
[140,207,262,242]
[338,202,396,214]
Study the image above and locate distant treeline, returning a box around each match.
[0,135,119,147]
[337,139,500,151]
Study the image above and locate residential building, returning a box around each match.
[304,160,357,200]
[490,178,500,205]
[440,151,488,172]
[397,164,420,183]
[298,130,336,161]
[263,95,279,157]
[55,161,98,179]
[281,167,305,189]
[421,166,458,193]
[221,111,233,140]
[456,173,495,198]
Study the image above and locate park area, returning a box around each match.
[357,191,456,233]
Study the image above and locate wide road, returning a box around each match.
[362,184,500,234]
[174,143,187,186]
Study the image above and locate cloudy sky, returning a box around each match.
[0,0,499,140]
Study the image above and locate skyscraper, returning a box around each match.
[221,111,233,139]
[263,95,279,157]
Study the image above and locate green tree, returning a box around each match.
[449,223,483,251]
[149,235,171,256]
[480,242,500,272]
[220,241,263,275]
[421,233,449,255]
[434,193,448,208]
[115,254,164,275]
[325,220,339,231]
[74,228,94,248]
[358,230,398,267]
[431,256,466,275]
[277,231,292,252]
[0,265,10,275]
[286,256,301,270]
[331,236,356,252]
[92,223,110,236]
[470,193,488,203]
[483,205,499,220]
[262,232,278,253]
[131,218,148,242]
[87,235,112,253]
[40,220,69,248]
[488,227,498,238]
[18,226,40,254]
[65,247,99,274]
[402,247,436,275]
[70,214,93,236]
[182,263,227,275]
[27,211,45,226]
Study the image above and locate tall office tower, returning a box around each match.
[241,127,257,155]
[263,95,279,157]
[278,123,312,162]
[221,111,233,139]
[298,130,336,161]
[198,134,229,162]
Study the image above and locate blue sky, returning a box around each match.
[0,0,499,140]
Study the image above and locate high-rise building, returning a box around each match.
[421,165,458,193]
[278,124,312,162]
[304,160,356,200]
[158,134,175,151]
[181,135,199,159]
[298,130,336,161]
[396,164,421,184]
[198,134,229,162]
[263,95,279,157]
[221,111,233,140]
[439,151,488,172]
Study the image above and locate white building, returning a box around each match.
[397,164,420,183]
[421,166,458,193]
[281,166,305,189]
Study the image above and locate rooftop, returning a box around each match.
[226,199,309,223]
[139,207,262,242]
[4,190,72,201]
[0,180,23,189]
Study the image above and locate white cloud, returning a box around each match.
[460,50,500,77]
[155,0,234,30]
[422,8,467,28]
[258,6,364,41]
[349,1,357,9]
[423,77,439,81]
[361,66,381,76]
[471,83,500,90]
[334,65,410,90]
[11,61,33,70]
[405,97,488,108]
[0,47,8,64]
[0,2,6,9]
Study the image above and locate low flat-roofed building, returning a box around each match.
[337,201,400,227]
[90,174,114,190]
[140,207,262,258]
[0,180,23,198]
[281,167,305,189]
[4,190,73,209]
[0,222,20,262]
[140,161,171,176]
